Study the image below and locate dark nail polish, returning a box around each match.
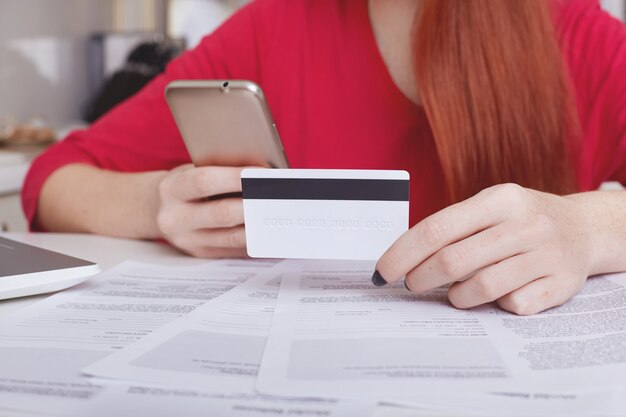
[371,270,387,287]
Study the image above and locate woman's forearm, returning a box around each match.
[37,164,167,239]
[567,189,626,276]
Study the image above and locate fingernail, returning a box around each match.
[371,270,387,287]
[404,279,411,292]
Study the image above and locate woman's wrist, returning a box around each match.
[565,189,626,276]
[137,169,170,240]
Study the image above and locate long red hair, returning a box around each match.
[413,0,579,203]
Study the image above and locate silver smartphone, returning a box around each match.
[165,80,289,168]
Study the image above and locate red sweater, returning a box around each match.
[23,0,626,229]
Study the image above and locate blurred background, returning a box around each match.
[0,0,623,147]
[0,0,249,133]
[0,0,624,232]
[0,0,252,231]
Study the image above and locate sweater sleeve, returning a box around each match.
[559,0,626,189]
[22,1,270,230]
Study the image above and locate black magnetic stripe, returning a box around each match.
[241,178,409,201]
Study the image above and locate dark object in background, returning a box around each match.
[85,38,184,123]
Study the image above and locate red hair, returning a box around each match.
[413,0,579,203]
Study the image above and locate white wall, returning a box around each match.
[0,0,622,130]
[0,0,167,130]
[602,0,625,21]
[168,0,249,49]
[0,0,117,129]
[114,0,168,32]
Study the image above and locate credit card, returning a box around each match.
[241,169,409,260]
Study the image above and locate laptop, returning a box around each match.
[0,236,100,300]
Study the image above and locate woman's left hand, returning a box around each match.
[374,183,599,315]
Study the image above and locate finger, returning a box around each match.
[376,185,522,284]
[171,226,246,250]
[170,163,194,173]
[405,221,536,293]
[445,252,546,309]
[169,166,245,201]
[496,274,586,316]
[184,198,244,229]
[185,246,249,259]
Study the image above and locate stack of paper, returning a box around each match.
[0,259,625,416]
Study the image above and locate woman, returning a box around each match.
[23,0,626,315]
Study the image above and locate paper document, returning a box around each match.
[0,260,266,415]
[79,385,374,417]
[84,272,284,392]
[257,261,626,401]
[0,261,262,350]
[0,260,373,417]
[84,260,626,416]
[0,345,373,417]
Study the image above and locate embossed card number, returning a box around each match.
[263,218,394,232]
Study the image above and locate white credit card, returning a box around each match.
[241,169,409,260]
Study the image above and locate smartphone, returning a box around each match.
[165,80,289,168]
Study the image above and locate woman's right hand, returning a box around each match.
[156,164,248,258]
